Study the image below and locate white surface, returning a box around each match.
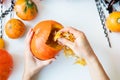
[1,0,120,80]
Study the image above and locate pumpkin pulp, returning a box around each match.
[54,32,86,66]
[46,25,62,50]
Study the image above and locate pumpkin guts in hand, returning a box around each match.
[57,27,110,80]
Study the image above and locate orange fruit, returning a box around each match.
[106,11,120,32]
[0,38,5,49]
[30,20,63,60]
[14,0,38,20]
[5,18,26,39]
[0,49,13,80]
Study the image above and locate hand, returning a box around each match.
[57,27,109,80]
[57,27,95,62]
[23,29,55,80]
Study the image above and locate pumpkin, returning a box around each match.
[54,32,86,66]
[105,11,120,32]
[30,20,63,60]
[0,38,5,49]
[0,49,13,80]
[14,0,38,20]
[5,18,26,39]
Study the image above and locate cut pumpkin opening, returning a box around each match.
[46,26,62,50]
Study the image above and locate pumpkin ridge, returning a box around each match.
[33,21,52,43]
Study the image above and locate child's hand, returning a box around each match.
[23,29,55,80]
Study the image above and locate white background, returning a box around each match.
[1,0,120,80]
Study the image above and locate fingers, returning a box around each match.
[25,28,34,58]
[43,58,56,66]
[25,28,34,44]
[36,58,56,70]
[58,38,74,49]
[58,27,83,38]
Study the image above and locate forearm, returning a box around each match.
[23,75,31,80]
[86,53,110,80]
[23,71,32,80]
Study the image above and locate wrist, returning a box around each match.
[85,53,98,65]
[82,47,97,64]
[23,71,32,80]
[83,48,96,59]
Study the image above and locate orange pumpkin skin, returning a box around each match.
[14,0,38,20]
[0,49,13,80]
[31,20,63,60]
[5,18,26,39]
[106,12,120,32]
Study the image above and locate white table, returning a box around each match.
[1,0,120,80]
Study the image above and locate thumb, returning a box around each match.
[35,58,55,71]
[42,58,56,66]
[58,38,74,49]
[36,58,55,68]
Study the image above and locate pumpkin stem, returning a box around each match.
[28,0,32,4]
[26,0,34,8]
[117,18,120,24]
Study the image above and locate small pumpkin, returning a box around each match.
[0,49,13,80]
[30,20,63,60]
[0,38,5,49]
[5,18,26,39]
[14,0,38,20]
[105,11,120,32]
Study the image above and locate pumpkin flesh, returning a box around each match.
[54,32,86,66]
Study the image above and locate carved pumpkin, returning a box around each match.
[5,18,26,39]
[30,20,63,60]
[0,49,13,80]
[14,0,38,20]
